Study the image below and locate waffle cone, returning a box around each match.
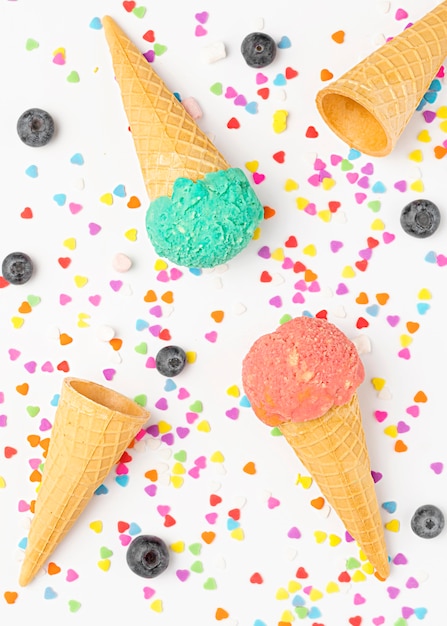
[19,378,149,586]
[102,15,230,200]
[278,393,389,579]
[316,0,447,156]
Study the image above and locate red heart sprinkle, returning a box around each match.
[272,150,285,163]
[123,1,136,12]
[315,309,328,319]
[227,117,240,129]
[338,570,351,582]
[143,30,155,42]
[58,257,71,269]
[118,521,130,532]
[0,276,10,288]
[119,451,133,463]
[355,259,368,272]
[285,66,298,79]
[210,494,222,506]
[305,125,318,138]
[285,236,297,247]
[328,201,341,212]
[295,566,309,578]
[349,617,362,626]
[158,328,171,341]
[356,317,369,329]
[260,271,272,283]
[257,87,270,100]
[21,206,33,219]
[367,237,379,248]
[250,572,263,584]
[56,360,69,372]
[4,446,17,459]
[293,261,306,273]
[228,508,240,520]
[164,514,176,527]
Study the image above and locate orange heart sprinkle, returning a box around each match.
[59,333,73,345]
[406,321,420,333]
[375,292,389,305]
[144,469,158,481]
[27,434,40,447]
[215,608,229,620]
[109,338,123,351]
[320,68,333,81]
[434,145,447,159]
[127,195,141,208]
[264,205,276,219]
[201,531,216,544]
[144,289,157,302]
[331,30,345,43]
[39,438,50,452]
[356,292,369,304]
[211,310,224,323]
[4,591,18,604]
[394,440,408,453]
[30,500,36,513]
[161,291,174,304]
[304,269,317,282]
[29,470,42,482]
[48,562,61,575]
[16,383,29,396]
[243,461,256,475]
[310,496,325,510]
[18,301,32,314]
[414,390,427,402]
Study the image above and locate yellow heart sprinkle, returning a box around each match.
[418,288,432,300]
[384,425,398,438]
[385,519,400,532]
[326,581,339,593]
[329,534,342,547]
[318,209,332,222]
[437,105,447,118]
[170,541,185,553]
[63,237,76,250]
[410,179,424,192]
[171,462,185,475]
[284,178,299,191]
[0,476,6,488]
[370,218,385,230]
[440,120,447,132]
[252,226,261,240]
[273,109,288,133]
[150,599,163,613]
[197,420,211,432]
[296,474,312,489]
[302,244,316,256]
[170,475,184,489]
[417,129,431,142]
[287,580,301,592]
[361,561,374,574]
[97,559,111,571]
[154,259,168,270]
[210,450,225,463]
[296,197,309,210]
[186,351,197,363]
[11,317,24,329]
[321,177,336,190]
[408,149,423,162]
[371,377,386,391]
[280,610,294,622]
[89,520,103,533]
[245,160,259,173]
[314,530,327,544]
[341,265,356,278]
[124,228,137,241]
[74,275,88,288]
[226,385,240,397]
[271,247,284,261]
[100,192,113,205]
[158,420,172,434]
[275,587,289,600]
[309,588,323,601]
[230,527,244,540]
[53,46,66,57]
[399,334,412,347]
[351,570,366,582]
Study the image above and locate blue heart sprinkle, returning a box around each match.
[414,607,427,619]
[417,302,430,315]
[136,319,149,331]
[366,304,380,317]
[347,148,361,160]
[424,91,437,104]
[44,587,57,600]
[94,484,109,495]
[245,101,258,114]
[116,475,129,487]
[89,17,102,30]
[113,184,126,197]
[25,165,38,178]
[273,73,286,86]
[239,395,251,407]
[189,267,202,276]
[253,621,267,626]
[425,251,437,263]
[292,594,305,606]
[164,378,177,392]
[308,607,322,618]
[382,500,397,513]
[50,394,60,407]
[371,181,386,193]
[70,152,84,165]
[129,522,141,535]
[416,100,425,111]
[430,78,442,92]
[53,193,67,206]
[18,537,27,549]
[226,518,240,530]
[277,35,291,49]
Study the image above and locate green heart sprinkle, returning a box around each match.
[340,159,354,171]
[346,557,361,569]
[190,560,204,573]
[295,606,308,618]
[270,427,282,437]
[154,43,167,56]
[132,6,146,18]
[210,82,223,96]
[27,295,41,306]
[67,71,80,83]
[173,450,187,462]
[134,394,147,407]
[189,400,203,413]
[100,546,113,559]
[26,406,40,417]
[203,577,217,590]
[68,600,81,613]
[188,542,201,555]
[134,342,147,354]
[25,38,39,51]
[367,200,381,212]
[279,314,292,325]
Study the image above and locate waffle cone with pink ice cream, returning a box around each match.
[242,316,389,579]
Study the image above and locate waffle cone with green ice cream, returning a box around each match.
[316,0,447,156]
[242,317,390,579]
[19,378,149,586]
[102,16,263,268]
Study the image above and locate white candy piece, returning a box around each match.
[96,325,115,341]
[200,40,227,64]
[182,97,203,120]
[112,252,132,273]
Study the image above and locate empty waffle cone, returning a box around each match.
[279,393,389,579]
[102,15,230,200]
[316,0,447,156]
[19,377,149,586]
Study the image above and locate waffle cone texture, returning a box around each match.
[19,378,149,586]
[102,15,230,200]
[316,0,447,156]
[279,393,389,579]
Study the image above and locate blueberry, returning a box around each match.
[241,32,277,68]
[2,252,34,285]
[155,345,186,377]
[400,199,440,238]
[411,504,444,538]
[17,108,55,147]
[126,535,169,578]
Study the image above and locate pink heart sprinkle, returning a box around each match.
[66,569,79,582]
[355,192,367,204]
[205,331,218,342]
[307,174,320,187]
[395,7,408,20]
[354,593,366,605]
[398,348,411,360]
[145,356,156,368]
[24,361,37,373]
[89,222,101,235]
[357,176,369,189]
[393,552,408,565]
[430,462,443,474]
[361,162,374,175]
[437,65,445,78]
[267,496,280,509]
[269,296,282,307]
[195,11,208,23]
[406,405,419,417]
[194,24,207,37]
[282,257,293,269]
[176,569,190,582]
[41,361,54,372]
[383,231,395,244]
[53,52,65,65]
[119,535,132,548]
[69,202,82,214]
[110,280,122,292]
[157,270,169,282]
[336,283,348,295]
[176,426,190,438]
[406,576,419,589]
[225,86,237,98]
[372,618,385,626]
[195,456,206,468]
[144,484,157,497]
[256,72,268,84]
[59,293,72,305]
[330,154,342,166]
[29,458,41,469]
[88,295,101,306]
[437,254,447,266]
[205,512,218,524]
[304,203,316,215]
[313,158,326,171]
[149,305,162,317]
[225,407,239,420]
[394,180,407,192]
[177,387,189,399]
[402,607,414,619]
[170,268,183,280]
[149,324,161,337]
[359,248,372,261]
[374,411,388,423]
[186,412,198,424]
[234,94,247,106]
[287,526,301,539]
[253,172,265,184]
[155,397,168,410]
[423,110,437,123]
[292,292,305,304]
[143,586,155,599]
[18,500,30,512]
[386,315,400,327]
[308,281,320,293]
[387,586,400,599]
[188,466,200,479]
[330,240,343,253]
[116,463,129,475]
[103,368,116,381]
[397,420,410,433]
[9,349,21,361]
[157,505,170,516]
[39,418,52,431]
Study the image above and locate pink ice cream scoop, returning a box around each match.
[242,316,365,426]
